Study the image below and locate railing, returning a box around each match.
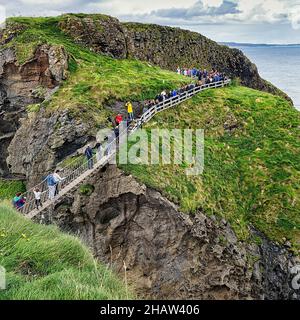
[18,79,231,216]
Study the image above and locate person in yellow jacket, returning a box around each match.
[125,101,134,121]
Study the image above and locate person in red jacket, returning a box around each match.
[115,114,123,126]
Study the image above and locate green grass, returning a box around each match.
[0,180,26,201]
[80,184,95,196]
[3,16,190,127]
[3,16,299,251]
[0,203,133,300]
[120,85,300,252]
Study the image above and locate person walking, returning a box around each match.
[12,193,21,209]
[125,102,134,121]
[115,114,123,126]
[33,188,42,210]
[53,170,65,196]
[12,193,26,211]
[46,173,57,200]
[85,145,94,170]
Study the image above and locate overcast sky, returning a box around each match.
[0,0,300,44]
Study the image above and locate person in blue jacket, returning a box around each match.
[45,173,57,200]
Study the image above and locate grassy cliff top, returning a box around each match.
[120,85,300,252]
[2,16,190,126]
[0,203,132,300]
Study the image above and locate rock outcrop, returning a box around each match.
[59,14,290,101]
[0,44,68,177]
[58,14,127,59]
[34,165,300,300]
[7,108,92,187]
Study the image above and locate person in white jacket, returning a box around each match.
[53,170,65,196]
[33,188,42,210]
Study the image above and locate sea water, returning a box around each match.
[229,45,300,110]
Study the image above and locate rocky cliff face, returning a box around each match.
[59,14,289,101]
[58,14,127,59]
[34,165,300,300]
[7,109,92,187]
[0,44,68,177]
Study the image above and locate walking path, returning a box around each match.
[20,79,231,219]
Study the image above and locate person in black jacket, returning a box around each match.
[85,145,94,169]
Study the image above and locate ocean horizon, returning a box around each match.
[226,44,300,110]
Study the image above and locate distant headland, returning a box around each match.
[220,42,300,48]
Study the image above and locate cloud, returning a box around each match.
[288,4,300,29]
[116,0,300,28]
[0,0,299,43]
[148,1,240,19]
[0,0,299,28]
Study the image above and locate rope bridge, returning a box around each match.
[19,79,231,219]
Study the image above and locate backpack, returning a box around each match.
[47,174,56,187]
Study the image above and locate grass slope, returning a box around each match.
[0,203,132,300]
[0,180,26,201]
[120,85,300,251]
[4,17,190,126]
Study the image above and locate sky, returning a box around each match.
[0,0,300,44]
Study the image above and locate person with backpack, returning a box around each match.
[12,193,26,211]
[12,193,21,209]
[46,172,57,200]
[85,145,94,169]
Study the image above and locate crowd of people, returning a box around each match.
[12,67,228,212]
[142,68,227,108]
[176,66,226,84]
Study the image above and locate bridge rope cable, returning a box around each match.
[18,79,231,216]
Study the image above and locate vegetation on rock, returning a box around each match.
[120,85,300,251]
[3,16,190,126]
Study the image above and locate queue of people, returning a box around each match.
[177,66,226,84]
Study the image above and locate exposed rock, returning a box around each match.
[0,44,68,177]
[58,14,290,102]
[58,14,127,59]
[34,165,300,300]
[0,21,27,45]
[7,108,92,187]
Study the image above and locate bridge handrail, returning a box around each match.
[18,79,231,215]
